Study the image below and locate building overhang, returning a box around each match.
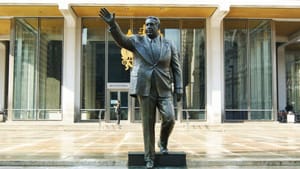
[0,19,10,39]
[0,5,62,37]
[0,5,62,17]
[71,6,217,18]
[1,3,300,39]
[226,7,300,19]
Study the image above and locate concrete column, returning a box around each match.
[59,3,79,123]
[206,4,229,123]
[277,46,286,112]
[0,42,5,111]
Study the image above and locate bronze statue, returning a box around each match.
[99,8,183,169]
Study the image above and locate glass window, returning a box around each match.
[285,43,300,113]
[81,18,106,120]
[249,20,272,120]
[13,18,38,120]
[13,18,63,120]
[224,20,248,110]
[181,20,206,120]
[161,19,180,49]
[224,19,273,121]
[38,18,63,120]
[108,19,130,82]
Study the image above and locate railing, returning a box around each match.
[182,109,206,128]
[80,109,106,126]
[224,109,273,121]
[8,109,62,121]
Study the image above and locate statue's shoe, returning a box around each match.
[146,159,154,169]
[157,141,168,154]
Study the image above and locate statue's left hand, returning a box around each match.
[99,8,115,25]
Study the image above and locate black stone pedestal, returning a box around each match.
[128,152,186,168]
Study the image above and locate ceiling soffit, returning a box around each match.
[72,6,217,18]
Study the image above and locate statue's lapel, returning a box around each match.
[158,37,169,62]
[150,36,164,63]
[135,36,153,64]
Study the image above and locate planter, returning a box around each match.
[287,111,295,123]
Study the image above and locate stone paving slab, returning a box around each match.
[0,122,300,168]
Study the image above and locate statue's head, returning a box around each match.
[145,16,160,39]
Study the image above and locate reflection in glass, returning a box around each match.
[286,43,300,113]
[81,18,106,120]
[14,18,38,120]
[181,20,206,120]
[224,20,248,110]
[249,20,272,120]
[224,19,272,120]
[38,18,63,120]
[108,19,131,82]
[13,18,63,120]
[120,91,128,120]
[109,91,118,121]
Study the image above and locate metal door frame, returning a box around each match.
[106,83,133,122]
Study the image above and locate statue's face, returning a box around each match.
[145,18,159,39]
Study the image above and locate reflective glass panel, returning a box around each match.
[285,43,300,113]
[13,18,38,120]
[224,20,248,110]
[249,20,272,120]
[81,18,106,120]
[181,20,206,120]
[13,18,63,120]
[38,18,63,120]
[108,19,130,82]
[224,19,273,120]
[120,91,128,120]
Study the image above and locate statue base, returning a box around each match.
[128,151,187,167]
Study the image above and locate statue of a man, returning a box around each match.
[99,8,183,169]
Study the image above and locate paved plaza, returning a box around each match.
[0,122,300,168]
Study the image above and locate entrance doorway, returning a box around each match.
[283,42,300,122]
[108,90,129,122]
[275,21,300,122]
[106,83,142,123]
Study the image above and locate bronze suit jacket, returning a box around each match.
[109,23,183,97]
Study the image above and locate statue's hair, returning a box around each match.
[146,16,160,27]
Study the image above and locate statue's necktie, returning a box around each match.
[151,39,160,61]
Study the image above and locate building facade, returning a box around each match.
[1,0,300,124]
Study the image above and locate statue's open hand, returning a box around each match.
[99,8,115,25]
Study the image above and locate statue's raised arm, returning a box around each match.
[99,8,115,26]
[98,8,134,51]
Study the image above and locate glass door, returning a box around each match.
[108,90,129,122]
